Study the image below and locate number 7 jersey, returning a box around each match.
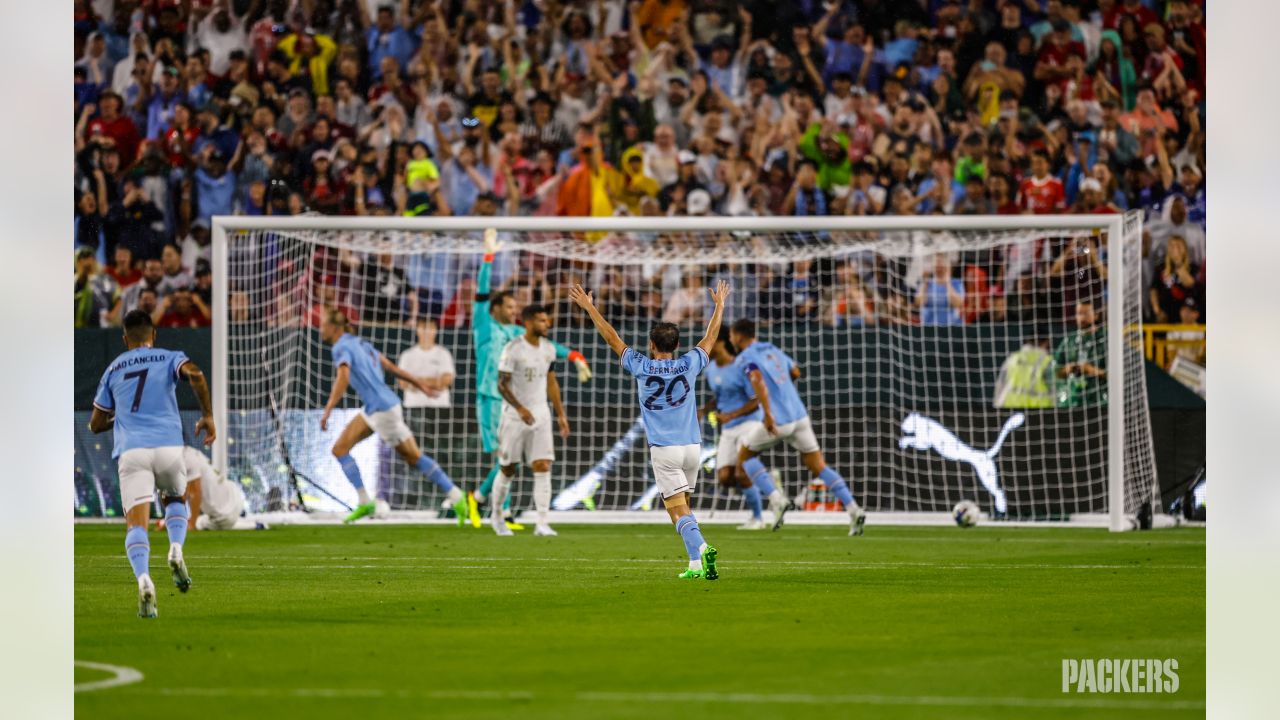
[94,347,190,458]
[620,346,709,447]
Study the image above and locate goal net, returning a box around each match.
[212,214,1156,530]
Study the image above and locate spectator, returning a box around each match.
[915,254,965,327]
[105,176,163,260]
[191,147,237,226]
[361,253,410,325]
[1054,301,1107,407]
[1150,235,1202,324]
[85,92,141,165]
[154,287,212,328]
[397,317,456,409]
[116,258,166,318]
[783,161,830,216]
[663,269,706,324]
[74,246,119,329]
[1016,151,1065,214]
[105,245,141,288]
[181,220,211,271]
[1148,193,1206,267]
[157,243,194,296]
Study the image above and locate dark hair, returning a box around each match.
[123,309,155,342]
[649,322,680,353]
[489,290,514,313]
[731,318,757,339]
[716,325,736,354]
[521,304,546,322]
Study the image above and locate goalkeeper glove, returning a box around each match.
[568,351,592,382]
[707,411,719,428]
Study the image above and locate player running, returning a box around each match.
[90,310,213,618]
[182,446,246,530]
[569,280,730,580]
[730,319,866,535]
[488,305,572,536]
[468,229,591,530]
[700,327,768,530]
[319,310,467,524]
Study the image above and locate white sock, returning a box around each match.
[491,471,514,521]
[533,471,551,524]
[442,486,463,507]
[769,490,785,505]
[357,488,371,505]
[689,559,702,571]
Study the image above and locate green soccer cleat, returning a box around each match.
[676,568,703,579]
[466,492,482,528]
[454,497,469,527]
[344,502,376,524]
[702,545,719,581]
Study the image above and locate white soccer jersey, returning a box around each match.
[397,344,455,408]
[497,335,557,419]
[183,446,244,522]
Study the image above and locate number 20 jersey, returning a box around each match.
[94,347,190,458]
[621,346,709,447]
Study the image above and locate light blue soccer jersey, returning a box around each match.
[621,347,709,447]
[94,347,189,458]
[332,333,400,413]
[737,341,807,425]
[705,359,762,429]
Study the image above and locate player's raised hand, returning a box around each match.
[567,283,595,310]
[708,279,731,306]
[195,415,217,445]
[483,227,502,255]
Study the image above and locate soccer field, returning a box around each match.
[74,523,1205,719]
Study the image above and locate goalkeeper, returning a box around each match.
[467,229,592,529]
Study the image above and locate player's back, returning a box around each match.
[737,341,807,425]
[705,360,762,428]
[94,347,189,458]
[332,333,399,413]
[622,347,709,447]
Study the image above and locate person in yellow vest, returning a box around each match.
[993,335,1056,409]
[616,145,658,215]
[276,30,338,97]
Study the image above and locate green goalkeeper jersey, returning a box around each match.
[473,258,568,399]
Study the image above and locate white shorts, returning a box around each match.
[360,405,414,446]
[497,411,555,466]
[201,482,246,530]
[716,420,763,469]
[649,444,701,499]
[118,446,187,511]
[743,416,821,455]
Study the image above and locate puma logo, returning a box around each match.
[898,413,1026,514]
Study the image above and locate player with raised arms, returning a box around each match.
[468,229,591,530]
[731,319,866,535]
[489,305,572,536]
[569,280,730,580]
[319,309,467,524]
[700,326,768,530]
[89,309,214,618]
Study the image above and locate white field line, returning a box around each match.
[78,555,1203,571]
[74,661,144,693]
[125,686,1205,711]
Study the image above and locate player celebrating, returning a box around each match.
[730,319,866,535]
[89,310,214,618]
[469,229,590,530]
[182,446,246,530]
[569,280,730,580]
[489,305,572,536]
[701,327,767,530]
[319,310,467,524]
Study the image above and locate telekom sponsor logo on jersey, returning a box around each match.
[1061,658,1180,694]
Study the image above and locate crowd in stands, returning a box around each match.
[73,0,1206,333]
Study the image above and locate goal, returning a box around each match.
[211,213,1157,531]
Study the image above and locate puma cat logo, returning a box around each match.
[898,413,1026,514]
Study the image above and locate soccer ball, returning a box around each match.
[374,499,391,519]
[952,500,981,528]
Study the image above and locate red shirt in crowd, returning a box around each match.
[87,115,142,165]
[1017,175,1066,214]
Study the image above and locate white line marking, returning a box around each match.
[75,661,144,693]
[136,686,1202,711]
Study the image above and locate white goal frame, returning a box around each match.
[212,213,1140,532]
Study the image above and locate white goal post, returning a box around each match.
[212,213,1156,532]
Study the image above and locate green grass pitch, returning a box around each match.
[74,523,1205,719]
